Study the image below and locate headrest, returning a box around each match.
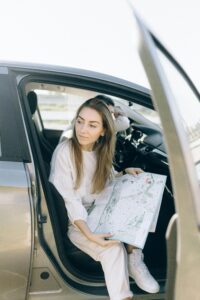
[27,91,38,115]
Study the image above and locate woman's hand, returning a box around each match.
[88,232,119,247]
[124,167,144,176]
[74,220,119,247]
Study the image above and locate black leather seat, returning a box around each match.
[27,91,54,163]
[49,182,104,280]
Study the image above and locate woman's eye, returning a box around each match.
[90,124,97,128]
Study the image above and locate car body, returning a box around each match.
[0,9,200,300]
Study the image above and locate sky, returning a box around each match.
[133,0,200,90]
[0,0,199,90]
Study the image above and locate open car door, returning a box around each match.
[134,10,200,300]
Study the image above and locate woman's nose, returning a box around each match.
[80,123,87,133]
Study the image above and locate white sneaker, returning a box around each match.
[128,249,160,293]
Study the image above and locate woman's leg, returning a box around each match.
[99,243,133,300]
[68,226,133,300]
[110,175,160,294]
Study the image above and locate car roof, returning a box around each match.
[0,60,150,95]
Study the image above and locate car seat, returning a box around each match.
[27,91,54,163]
[49,182,104,281]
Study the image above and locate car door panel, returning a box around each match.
[135,12,200,300]
[0,161,33,300]
[0,72,33,300]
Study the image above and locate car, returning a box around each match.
[1,8,200,300]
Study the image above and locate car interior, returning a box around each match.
[23,81,176,294]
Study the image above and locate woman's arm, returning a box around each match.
[49,142,88,223]
[74,219,119,247]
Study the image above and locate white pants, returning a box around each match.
[68,225,133,300]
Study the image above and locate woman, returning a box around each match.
[49,98,159,300]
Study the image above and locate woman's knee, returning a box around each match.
[100,242,126,263]
[111,242,125,256]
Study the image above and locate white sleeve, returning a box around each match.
[49,142,88,224]
[115,116,130,132]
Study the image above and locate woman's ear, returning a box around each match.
[101,130,105,137]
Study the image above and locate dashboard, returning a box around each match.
[114,121,168,173]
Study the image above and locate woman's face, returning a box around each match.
[75,107,105,151]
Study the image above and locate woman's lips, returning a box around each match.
[78,135,88,139]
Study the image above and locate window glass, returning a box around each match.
[28,83,159,133]
[116,97,161,127]
[35,86,96,130]
[157,49,200,179]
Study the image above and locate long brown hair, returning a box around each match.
[70,98,116,193]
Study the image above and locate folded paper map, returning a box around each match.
[87,172,167,249]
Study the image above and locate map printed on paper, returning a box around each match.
[87,172,167,249]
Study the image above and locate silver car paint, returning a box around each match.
[0,161,33,300]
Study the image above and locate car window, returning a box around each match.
[35,86,96,130]
[130,103,160,126]
[116,97,161,127]
[156,49,200,180]
[30,84,157,132]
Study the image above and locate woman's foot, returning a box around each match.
[128,248,160,293]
